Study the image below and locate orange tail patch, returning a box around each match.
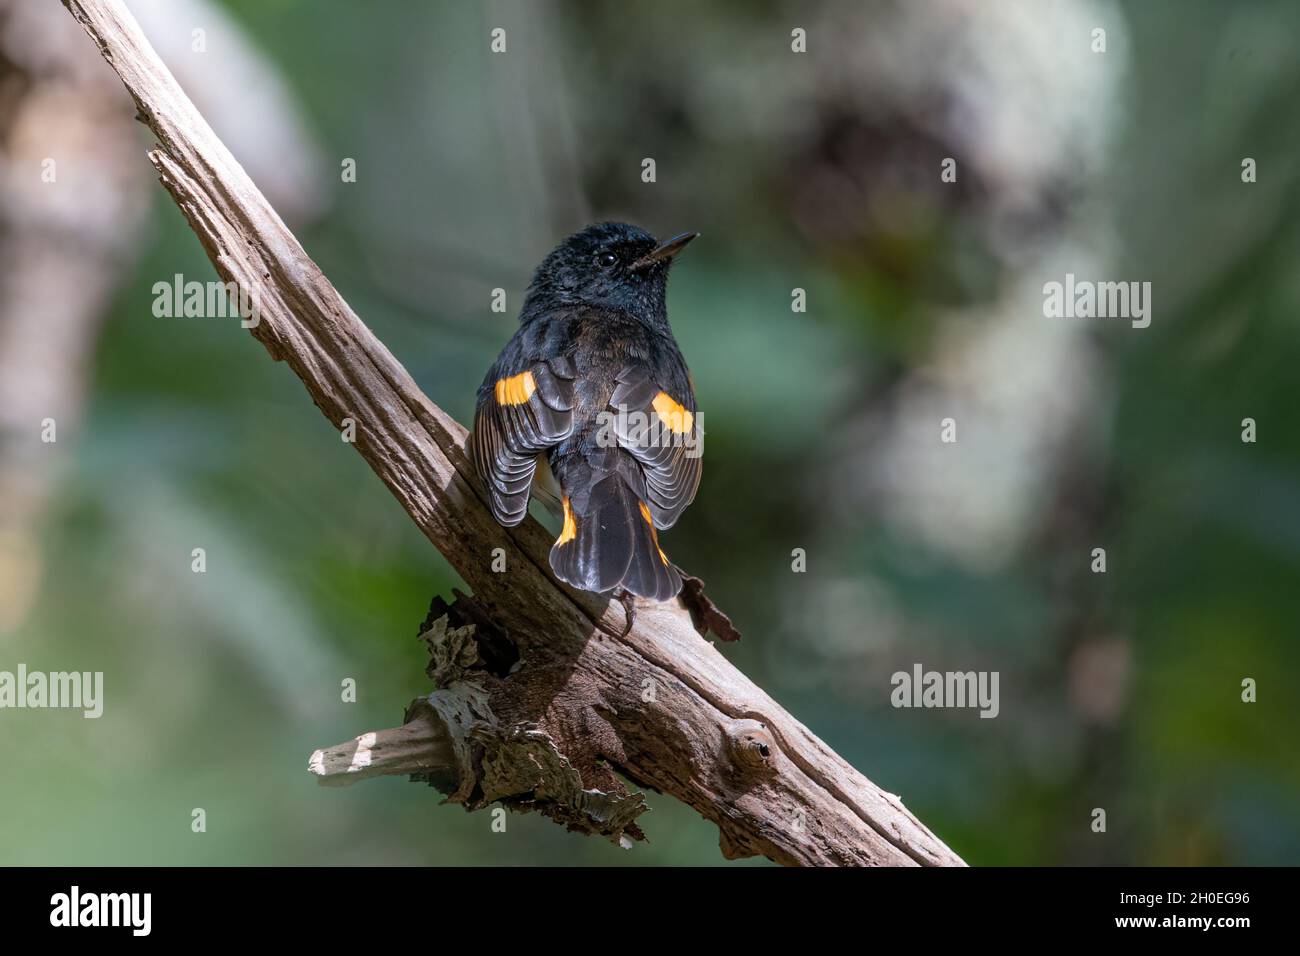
[557,495,577,545]
[638,500,670,565]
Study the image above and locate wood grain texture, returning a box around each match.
[63,0,965,866]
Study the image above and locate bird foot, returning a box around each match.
[592,588,639,639]
[615,588,637,637]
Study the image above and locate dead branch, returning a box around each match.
[62,0,965,866]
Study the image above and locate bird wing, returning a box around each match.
[608,364,702,530]
[471,355,576,526]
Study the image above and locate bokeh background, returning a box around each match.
[2,0,1297,865]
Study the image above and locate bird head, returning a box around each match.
[522,221,697,325]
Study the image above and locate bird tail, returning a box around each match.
[549,471,682,601]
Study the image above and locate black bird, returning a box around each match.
[471,222,702,604]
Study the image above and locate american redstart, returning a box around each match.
[471,222,702,604]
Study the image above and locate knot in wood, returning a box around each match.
[728,719,775,773]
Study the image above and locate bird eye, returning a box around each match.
[597,252,618,268]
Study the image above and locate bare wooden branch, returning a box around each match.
[308,709,454,789]
[63,0,965,866]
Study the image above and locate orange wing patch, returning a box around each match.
[652,391,694,434]
[495,370,537,406]
[557,495,577,545]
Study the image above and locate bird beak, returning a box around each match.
[629,231,698,271]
